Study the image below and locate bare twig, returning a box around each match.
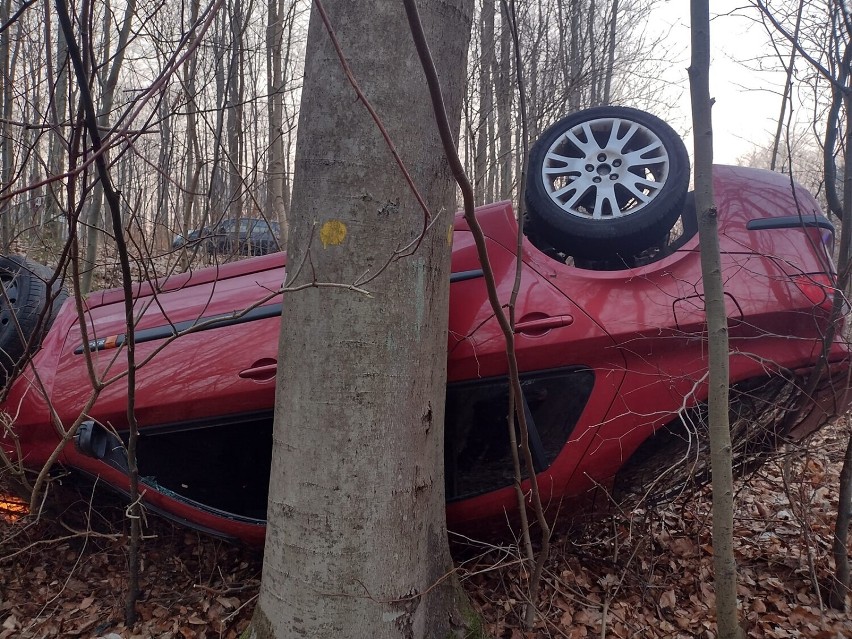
[54,0,144,624]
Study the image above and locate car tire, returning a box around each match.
[525,106,690,259]
[0,256,68,386]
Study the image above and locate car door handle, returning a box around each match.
[239,359,278,381]
[514,314,574,335]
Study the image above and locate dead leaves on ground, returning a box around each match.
[2,423,852,638]
[0,509,260,639]
[461,422,852,638]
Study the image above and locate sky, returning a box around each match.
[649,0,793,165]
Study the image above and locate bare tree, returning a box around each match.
[0,0,678,276]
[750,0,852,611]
[689,1,742,637]
[265,0,287,232]
[78,0,137,293]
[225,0,245,221]
[496,1,513,199]
[464,0,673,206]
[0,0,15,252]
[247,0,473,636]
[768,0,804,171]
[474,0,495,204]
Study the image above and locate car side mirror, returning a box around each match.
[76,420,127,471]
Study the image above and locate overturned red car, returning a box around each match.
[1,107,848,545]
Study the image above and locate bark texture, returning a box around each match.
[248,0,472,637]
[688,2,742,638]
[829,96,852,611]
[0,0,13,252]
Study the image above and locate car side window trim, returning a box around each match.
[77,270,486,353]
[75,303,284,354]
[521,391,548,473]
[746,215,834,232]
[449,269,484,283]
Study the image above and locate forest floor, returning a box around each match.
[2,420,852,639]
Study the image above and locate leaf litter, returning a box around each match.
[2,419,852,638]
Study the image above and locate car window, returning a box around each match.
[136,413,273,519]
[444,367,595,501]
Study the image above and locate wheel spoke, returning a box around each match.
[581,123,600,151]
[544,151,581,175]
[544,166,579,176]
[561,129,585,155]
[623,141,665,166]
[630,174,664,190]
[552,171,594,197]
[551,181,577,200]
[605,119,623,148]
[613,122,639,152]
[562,125,598,156]
[545,151,575,165]
[560,182,593,212]
[592,184,619,219]
[621,177,655,203]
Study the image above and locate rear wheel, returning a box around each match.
[526,106,690,259]
[0,257,67,387]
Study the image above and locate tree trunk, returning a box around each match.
[602,0,618,105]
[0,0,14,252]
[247,0,473,636]
[155,96,172,247]
[587,0,597,105]
[80,0,136,293]
[278,0,298,239]
[265,0,286,226]
[226,0,245,221]
[829,94,852,611]
[497,2,512,199]
[832,425,852,609]
[43,6,69,244]
[689,2,742,638]
[209,12,229,218]
[474,0,494,204]
[180,0,201,268]
[568,0,580,111]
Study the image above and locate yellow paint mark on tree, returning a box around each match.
[447,224,454,247]
[320,220,347,248]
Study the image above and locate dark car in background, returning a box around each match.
[0,107,848,545]
[206,218,281,256]
[171,227,210,251]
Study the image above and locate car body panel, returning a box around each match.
[2,165,849,544]
[52,270,285,431]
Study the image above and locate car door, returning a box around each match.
[445,204,626,527]
[51,256,286,445]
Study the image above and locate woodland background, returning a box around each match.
[2,0,852,636]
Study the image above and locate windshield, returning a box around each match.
[218,219,279,234]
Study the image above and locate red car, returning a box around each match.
[1,107,848,545]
